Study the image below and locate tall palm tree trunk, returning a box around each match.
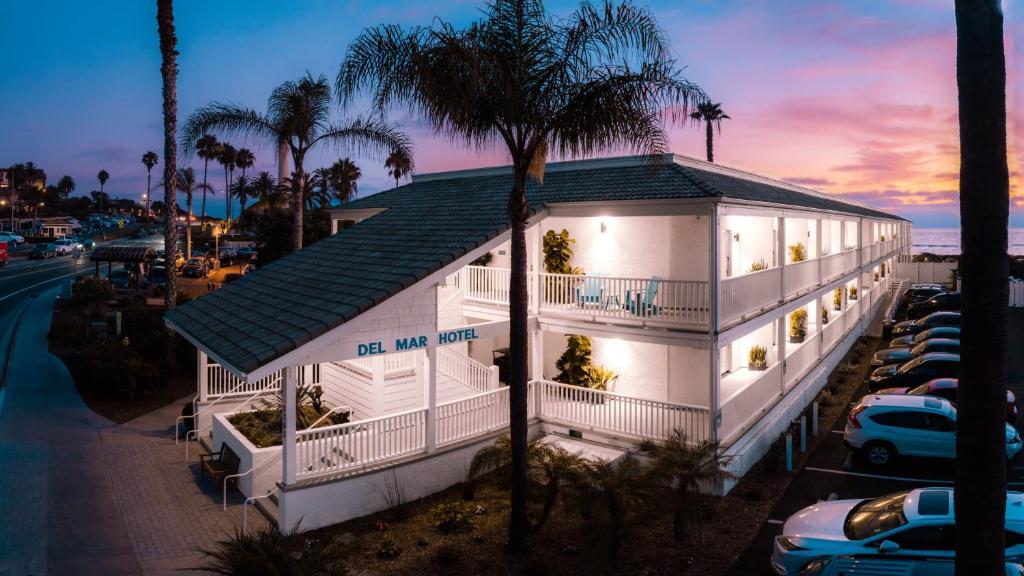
[201,158,209,222]
[292,155,305,251]
[954,1,1009,573]
[186,194,193,259]
[146,170,152,220]
[227,167,234,222]
[157,0,178,310]
[506,171,530,553]
[705,121,714,163]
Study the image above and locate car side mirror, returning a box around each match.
[878,540,900,553]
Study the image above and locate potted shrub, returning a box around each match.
[833,287,842,311]
[748,259,768,273]
[748,345,768,371]
[874,272,880,282]
[821,306,829,325]
[848,286,858,301]
[554,334,593,388]
[788,242,806,263]
[789,308,808,343]
[880,262,887,278]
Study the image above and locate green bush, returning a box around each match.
[48,314,90,348]
[554,334,592,386]
[72,277,114,308]
[195,524,348,575]
[788,242,806,263]
[80,338,162,400]
[430,502,472,534]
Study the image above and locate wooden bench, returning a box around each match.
[200,444,241,490]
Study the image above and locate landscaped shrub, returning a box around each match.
[195,524,348,576]
[848,286,858,300]
[821,306,829,325]
[431,502,472,534]
[748,258,768,273]
[543,228,576,274]
[376,536,401,560]
[788,308,808,343]
[554,334,592,386]
[80,338,162,400]
[48,314,90,348]
[833,287,842,311]
[788,242,806,263]
[748,345,767,370]
[72,276,114,307]
[585,365,618,391]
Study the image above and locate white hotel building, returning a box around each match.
[166,154,910,530]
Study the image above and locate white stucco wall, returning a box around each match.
[720,215,776,276]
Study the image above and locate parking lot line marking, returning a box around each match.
[766,519,784,525]
[830,430,844,434]
[804,466,953,484]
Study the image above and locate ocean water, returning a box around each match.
[913,227,1024,256]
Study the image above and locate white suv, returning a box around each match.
[845,394,1022,466]
[771,488,1024,575]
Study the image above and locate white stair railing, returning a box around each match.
[436,347,498,393]
[242,487,278,533]
[175,368,282,444]
[296,408,427,478]
[182,372,283,461]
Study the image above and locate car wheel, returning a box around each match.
[863,442,897,467]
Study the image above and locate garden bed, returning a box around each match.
[227,401,350,448]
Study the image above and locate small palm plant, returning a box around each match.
[833,287,843,311]
[789,308,808,343]
[195,524,349,576]
[640,429,735,541]
[567,455,650,558]
[748,345,768,371]
[586,365,618,392]
[788,242,807,263]
[821,306,829,325]
[748,258,769,273]
[849,286,859,300]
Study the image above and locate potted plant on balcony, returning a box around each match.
[748,345,768,371]
[585,366,618,404]
[821,306,829,325]
[748,259,768,273]
[848,286,858,301]
[469,251,493,267]
[833,287,842,311]
[789,308,808,343]
[874,272,880,282]
[543,228,576,274]
[554,334,592,389]
[788,242,806,263]
[880,262,887,278]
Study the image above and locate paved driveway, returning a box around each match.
[728,308,1024,575]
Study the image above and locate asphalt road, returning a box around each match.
[728,307,1024,575]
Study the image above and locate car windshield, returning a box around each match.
[187,259,202,266]
[906,383,934,396]
[898,356,926,374]
[844,490,910,540]
[109,271,129,279]
[911,342,929,356]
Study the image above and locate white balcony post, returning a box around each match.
[709,203,721,444]
[424,347,438,453]
[197,351,209,403]
[282,365,298,485]
[777,316,787,395]
[372,355,385,417]
[530,329,543,381]
[815,219,823,285]
[777,216,786,298]
[529,223,541,314]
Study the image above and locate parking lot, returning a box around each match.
[728,307,1024,575]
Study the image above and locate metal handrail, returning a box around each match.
[175,369,281,444]
[183,383,278,462]
[222,405,351,509]
[242,487,278,533]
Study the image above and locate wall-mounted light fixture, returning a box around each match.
[600,221,607,233]
[734,233,740,242]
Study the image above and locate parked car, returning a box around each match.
[876,378,1018,422]
[867,352,960,391]
[871,338,961,367]
[844,394,1021,467]
[772,488,1024,576]
[796,555,1024,576]
[107,269,141,290]
[28,244,58,259]
[82,238,95,251]
[150,266,168,288]
[51,238,82,254]
[906,292,961,320]
[888,326,960,349]
[182,257,209,278]
[890,312,961,338]
[0,232,25,245]
[902,284,947,307]
[0,241,7,266]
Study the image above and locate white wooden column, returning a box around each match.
[815,218,823,285]
[777,216,786,299]
[777,316,787,395]
[372,356,385,417]
[530,329,544,381]
[708,204,721,444]
[424,348,438,453]
[282,365,298,485]
[197,351,209,403]
[529,223,541,314]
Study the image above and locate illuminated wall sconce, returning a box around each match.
[733,233,740,242]
[600,221,607,233]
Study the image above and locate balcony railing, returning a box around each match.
[821,252,846,281]
[720,267,782,327]
[720,363,783,445]
[539,273,709,327]
[785,338,818,390]
[784,259,818,298]
[296,408,428,478]
[206,364,282,399]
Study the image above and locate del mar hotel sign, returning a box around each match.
[357,327,481,357]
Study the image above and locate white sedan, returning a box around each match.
[0,233,25,245]
[771,488,1024,575]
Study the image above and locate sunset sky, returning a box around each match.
[1,0,1021,227]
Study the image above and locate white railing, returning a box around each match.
[437,347,497,394]
[845,298,862,331]
[784,259,819,298]
[341,352,416,379]
[785,339,818,389]
[178,369,283,444]
[719,363,783,444]
[822,316,844,353]
[435,387,510,446]
[720,267,782,327]
[821,252,845,281]
[296,408,427,478]
[461,266,511,305]
[844,249,860,273]
[207,364,282,398]
[539,273,709,326]
[535,380,710,443]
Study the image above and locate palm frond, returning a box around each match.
[182,104,278,156]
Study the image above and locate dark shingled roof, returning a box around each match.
[90,245,156,263]
[166,155,904,375]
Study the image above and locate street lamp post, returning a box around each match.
[0,199,12,233]
[212,224,222,273]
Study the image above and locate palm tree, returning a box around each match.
[196,134,221,222]
[689,102,729,163]
[142,150,159,219]
[217,143,237,224]
[639,429,734,541]
[328,158,360,204]
[337,0,703,551]
[172,167,212,258]
[252,171,277,203]
[183,73,410,251]
[230,175,252,215]
[384,148,413,189]
[233,148,255,220]
[97,169,109,211]
[568,455,649,559]
[195,524,348,575]
[158,0,178,309]
[55,175,75,201]
[954,0,1010,572]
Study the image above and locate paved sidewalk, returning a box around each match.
[0,288,261,576]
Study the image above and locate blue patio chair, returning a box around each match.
[626,276,662,316]
[575,274,604,307]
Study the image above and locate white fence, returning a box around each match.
[535,380,710,443]
[822,317,844,353]
[296,408,427,478]
[207,364,283,398]
[784,259,819,298]
[895,261,957,285]
[435,387,510,446]
[719,363,783,445]
[821,252,846,281]
[459,266,512,305]
[785,339,818,390]
[720,267,782,326]
[539,273,709,326]
[436,347,498,394]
